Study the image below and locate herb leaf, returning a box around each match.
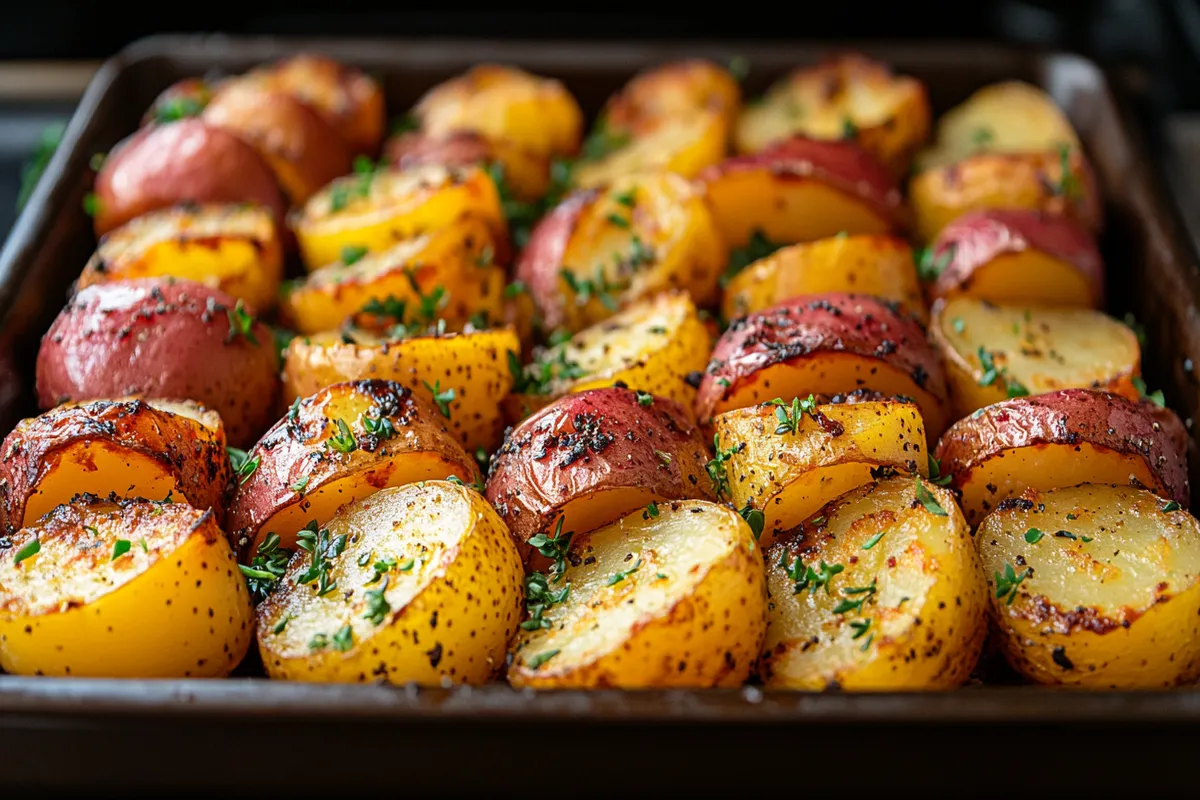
[914,476,948,516]
[423,380,456,417]
[994,562,1031,605]
[225,299,259,345]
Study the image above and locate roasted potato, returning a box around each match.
[922,209,1104,308]
[141,78,212,126]
[283,326,521,453]
[735,53,931,176]
[92,118,286,237]
[571,110,728,188]
[516,172,726,332]
[715,396,928,546]
[36,278,280,448]
[508,500,766,688]
[414,64,584,159]
[227,379,479,561]
[0,398,230,533]
[289,162,506,271]
[697,292,949,437]
[603,59,741,137]
[698,136,906,251]
[486,387,715,564]
[721,233,926,322]
[78,204,283,314]
[761,475,986,689]
[0,497,252,678]
[930,297,1141,418]
[256,480,523,684]
[935,389,1190,526]
[385,129,550,202]
[977,484,1200,688]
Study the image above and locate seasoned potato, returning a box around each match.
[761,476,986,689]
[516,173,726,332]
[486,387,715,563]
[0,497,252,678]
[281,215,504,335]
[385,130,550,202]
[697,293,949,437]
[978,484,1200,688]
[716,396,928,546]
[141,78,212,126]
[936,389,1190,526]
[414,64,584,159]
[0,398,230,533]
[283,326,521,453]
[735,53,931,176]
[227,380,479,561]
[256,481,523,684]
[923,209,1104,308]
[698,136,906,251]
[721,234,926,322]
[35,278,280,448]
[571,110,728,188]
[930,297,1141,418]
[603,59,741,137]
[78,204,283,313]
[508,500,766,688]
[290,163,506,272]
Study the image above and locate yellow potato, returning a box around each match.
[0,497,252,677]
[256,481,524,684]
[977,484,1200,688]
[603,59,741,138]
[508,500,766,689]
[571,110,727,188]
[761,475,987,690]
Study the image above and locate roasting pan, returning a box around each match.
[1,35,1199,795]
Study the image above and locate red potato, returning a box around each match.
[92,118,286,237]
[935,389,1190,526]
[924,209,1105,308]
[141,78,213,126]
[485,387,716,564]
[35,278,280,448]
[696,292,948,436]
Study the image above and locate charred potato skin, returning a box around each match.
[35,279,280,449]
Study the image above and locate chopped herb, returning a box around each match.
[228,447,259,486]
[505,280,528,299]
[341,245,369,265]
[528,517,574,582]
[1055,530,1077,540]
[781,552,844,595]
[366,555,398,585]
[390,113,420,134]
[287,397,302,423]
[605,557,643,586]
[486,162,543,248]
[16,121,64,212]
[82,192,100,217]
[656,572,668,580]
[139,539,149,553]
[272,614,294,635]
[12,538,39,565]
[770,395,816,435]
[362,576,392,625]
[635,390,654,407]
[579,118,631,162]
[1024,528,1045,543]
[655,449,672,466]
[295,520,348,597]
[360,295,407,322]
[1006,378,1030,398]
[526,649,560,669]
[994,562,1031,605]
[397,557,416,572]
[914,475,947,516]
[1162,500,1182,513]
[952,318,965,334]
[849,618,872,639]
[720,230,781,286]
[916,243,956,282]
[363,413,397,439]
[272,325,296,359]
[860,633,874,652]
[560,265,625,312]
[832,581,877,615]
[326,418,358,453]
[1051,142,1080,199]
[1132,376,1165,407]
[225,299,259,345]
[239,532,293,602]
[928,454,953,486]
[331,625,354,652]
[508,348,585,396]
[977,346,1026,397]
[422,379,455,417]
[287,475,309,495]
[705,434,739,500]
[606,211,630,228]
[309,633,330,650]
[841,116,858,139]
[613,188,636,207]
[1081,536,1093,543]
[645,501,660,518]
[522,571,571,630]
[862,531,886,550]
[971,127,994,148]
[738,503,765,541]
[547,328,574,347]
[111,539,132,560]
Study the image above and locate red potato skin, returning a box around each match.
[384,130,493,171]
[513,188,600,329]
[935,388,1190,507]
[928,209,1105,304]
[696,292,946,424]
[92,119,286,237]
[35,279,280,449]
[485,387,715,551]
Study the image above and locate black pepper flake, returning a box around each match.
[425,642,443,668]
[1052,646,1074,671]
[684,371,704,389]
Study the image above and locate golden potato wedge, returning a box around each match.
[385,129,551,202]
[978,484,1200,688]
[516,172,726,332]
[78,204,283,314]
[930,297,1141,419]
[256,481,523,684]
[0,398,230,533]
[716,396,928,547]
[571,110,728,188]
[0,497,252,678]
[761,475,986,689]
[735,53,931,176]
[414,64,584,159]
[603,59,741,137]
[283,326,520,453]
[508,500,766,688]
[227,380,479,561]
[935,389,1190,527]
[281,215,504,335]
[290,162,506,271]
[721,234,926,322]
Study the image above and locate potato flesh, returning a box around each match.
[572,110,725,187]
[23,443,183,524]
[977,484,1200,687]
[934,250,1097,308]
[762,477,986,690]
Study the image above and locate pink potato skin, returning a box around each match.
[927,209,1105,305]
[513,187,601,330]
[384,129,494,171]
[35,278,280,448]
[695,292,946,425]
[485,386,715,552]
[935,388,1190,507]
[92,118,286,237]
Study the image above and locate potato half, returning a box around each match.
[0,398,230,532]
[257,481,523,684]
[227,380,479,560]
[385,130,551,202]
[571,110,728,188]
[761,476,986,690]
[716,396,928,546]
[508,500,766,688]
[603,58,741,137]
[977,484,1200,688]
[0,497,252,677]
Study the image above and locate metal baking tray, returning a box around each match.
[1,35,1199,795]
